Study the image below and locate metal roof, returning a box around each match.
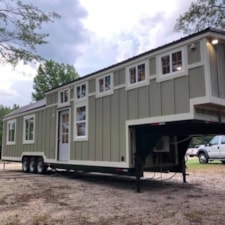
[4,98,46,118]
[5,27,225,118]
[45,27,225,93]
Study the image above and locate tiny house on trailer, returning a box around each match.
[3,27,225,191]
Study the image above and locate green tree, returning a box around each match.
[174,0,225,34]
[0,0,60,65]
[189,135,213,147]
[32,60,79,101]
[0,104,19,158]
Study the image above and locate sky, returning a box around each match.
[0,0,194,107]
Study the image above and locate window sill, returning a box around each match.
[74,136,88,141]
[57,102,70,108]
[23,140,35,144]
[126,80,150,91]
[6,142,16,145]
[156,70,188,82]
[96,90,114,98]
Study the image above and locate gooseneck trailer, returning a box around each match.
[2,27,225,191]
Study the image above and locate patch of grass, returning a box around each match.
[0,196,7,205]
[184,210,203,223]
[31,215,52,225]
[5,216,20,225]
[186,157,221,170]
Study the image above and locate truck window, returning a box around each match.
[209,136,220,145]
[221,136,225,144]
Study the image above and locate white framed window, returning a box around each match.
[74,103,88,140]
[75,82,88,101]
[6,119,16,145]
[58,89,70,106]
[126,60,149,89]
[157,47,187,80]
[23,114,35,144]
[96,74,113,97]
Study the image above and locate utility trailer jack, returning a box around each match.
[135,153,144,193]
[182,158,187,183]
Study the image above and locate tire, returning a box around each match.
[198,153,208,164]
[37,157,47,174]
[22,157,30,173]
[29,157,37,173]
[221,161,225,164]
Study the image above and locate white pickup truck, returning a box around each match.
[198,135,225,164]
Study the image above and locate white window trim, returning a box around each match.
[96,73,114,98]
[157,47,188,82]
[74,82,88,102]
[58,88,70,107]
[6,119,16,145]
[23,114,35,144]
[125,60,150,90]
[74,102,88,141]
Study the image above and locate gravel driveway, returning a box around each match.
[0,161,225,225]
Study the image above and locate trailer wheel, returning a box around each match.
[37,157,47,174]
[29,157,37,173]
[198,153,208,164]
[22,157,30,173]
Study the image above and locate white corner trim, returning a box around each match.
[210,96,225,106]
[202,38,212,98]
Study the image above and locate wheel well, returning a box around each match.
[22,156,30,162]
[198,150,208,158]
[22,155,44,162]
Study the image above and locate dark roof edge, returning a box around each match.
[46,27,225,93]
[4,98,46,119]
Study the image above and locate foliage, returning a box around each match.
[0,0,60,65]
[174,0,225,34]
[32,60,79,101]
[189,135,213,147]
[0,104,19,157]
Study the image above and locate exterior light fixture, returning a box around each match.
[211,38,219,45]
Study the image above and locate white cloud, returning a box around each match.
[0,62,37,107]
[81,0,185,38]
[0,0,195,107]
[76,0,194,75]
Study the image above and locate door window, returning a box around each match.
[221,136,225,144]
[61,112,69,144]
[209,136,220,145]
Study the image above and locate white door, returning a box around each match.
[58,110,69,161]
[207,136,220,159]
[219,136,225,158]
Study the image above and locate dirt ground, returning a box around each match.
[0,161,225,225]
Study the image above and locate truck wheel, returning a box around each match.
[29,157,37,173]
[37,157,47,174]
[198,153,208,164]
[22,157,30,173]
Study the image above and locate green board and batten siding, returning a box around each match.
[2,38,208,163]
[3,106,57,159]
[70,43,205,164]
[209,43,225,99]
